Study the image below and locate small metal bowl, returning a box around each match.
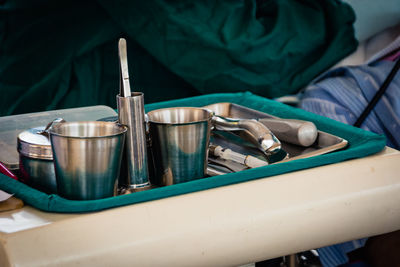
[17,126,57,194]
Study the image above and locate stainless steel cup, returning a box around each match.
[49,121,127,200]
[117,92,150,189]
[147,107,213,186]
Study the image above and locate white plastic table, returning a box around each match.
[1,147,399,266]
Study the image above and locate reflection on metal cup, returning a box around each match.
[49,121,127,200]
[147,107,213,186]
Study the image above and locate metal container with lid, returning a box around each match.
[17,126,57,194]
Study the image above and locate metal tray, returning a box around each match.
[204,102,348,164]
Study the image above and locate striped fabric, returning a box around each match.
[300,59,400,149]
[299,37,400,267]
[317,239,367,267]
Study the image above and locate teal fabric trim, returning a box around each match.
[0,92,386,213]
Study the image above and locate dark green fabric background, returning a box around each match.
[0,0,357,116]
[0,92,386,213]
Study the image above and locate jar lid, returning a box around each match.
[17,126,53,160]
